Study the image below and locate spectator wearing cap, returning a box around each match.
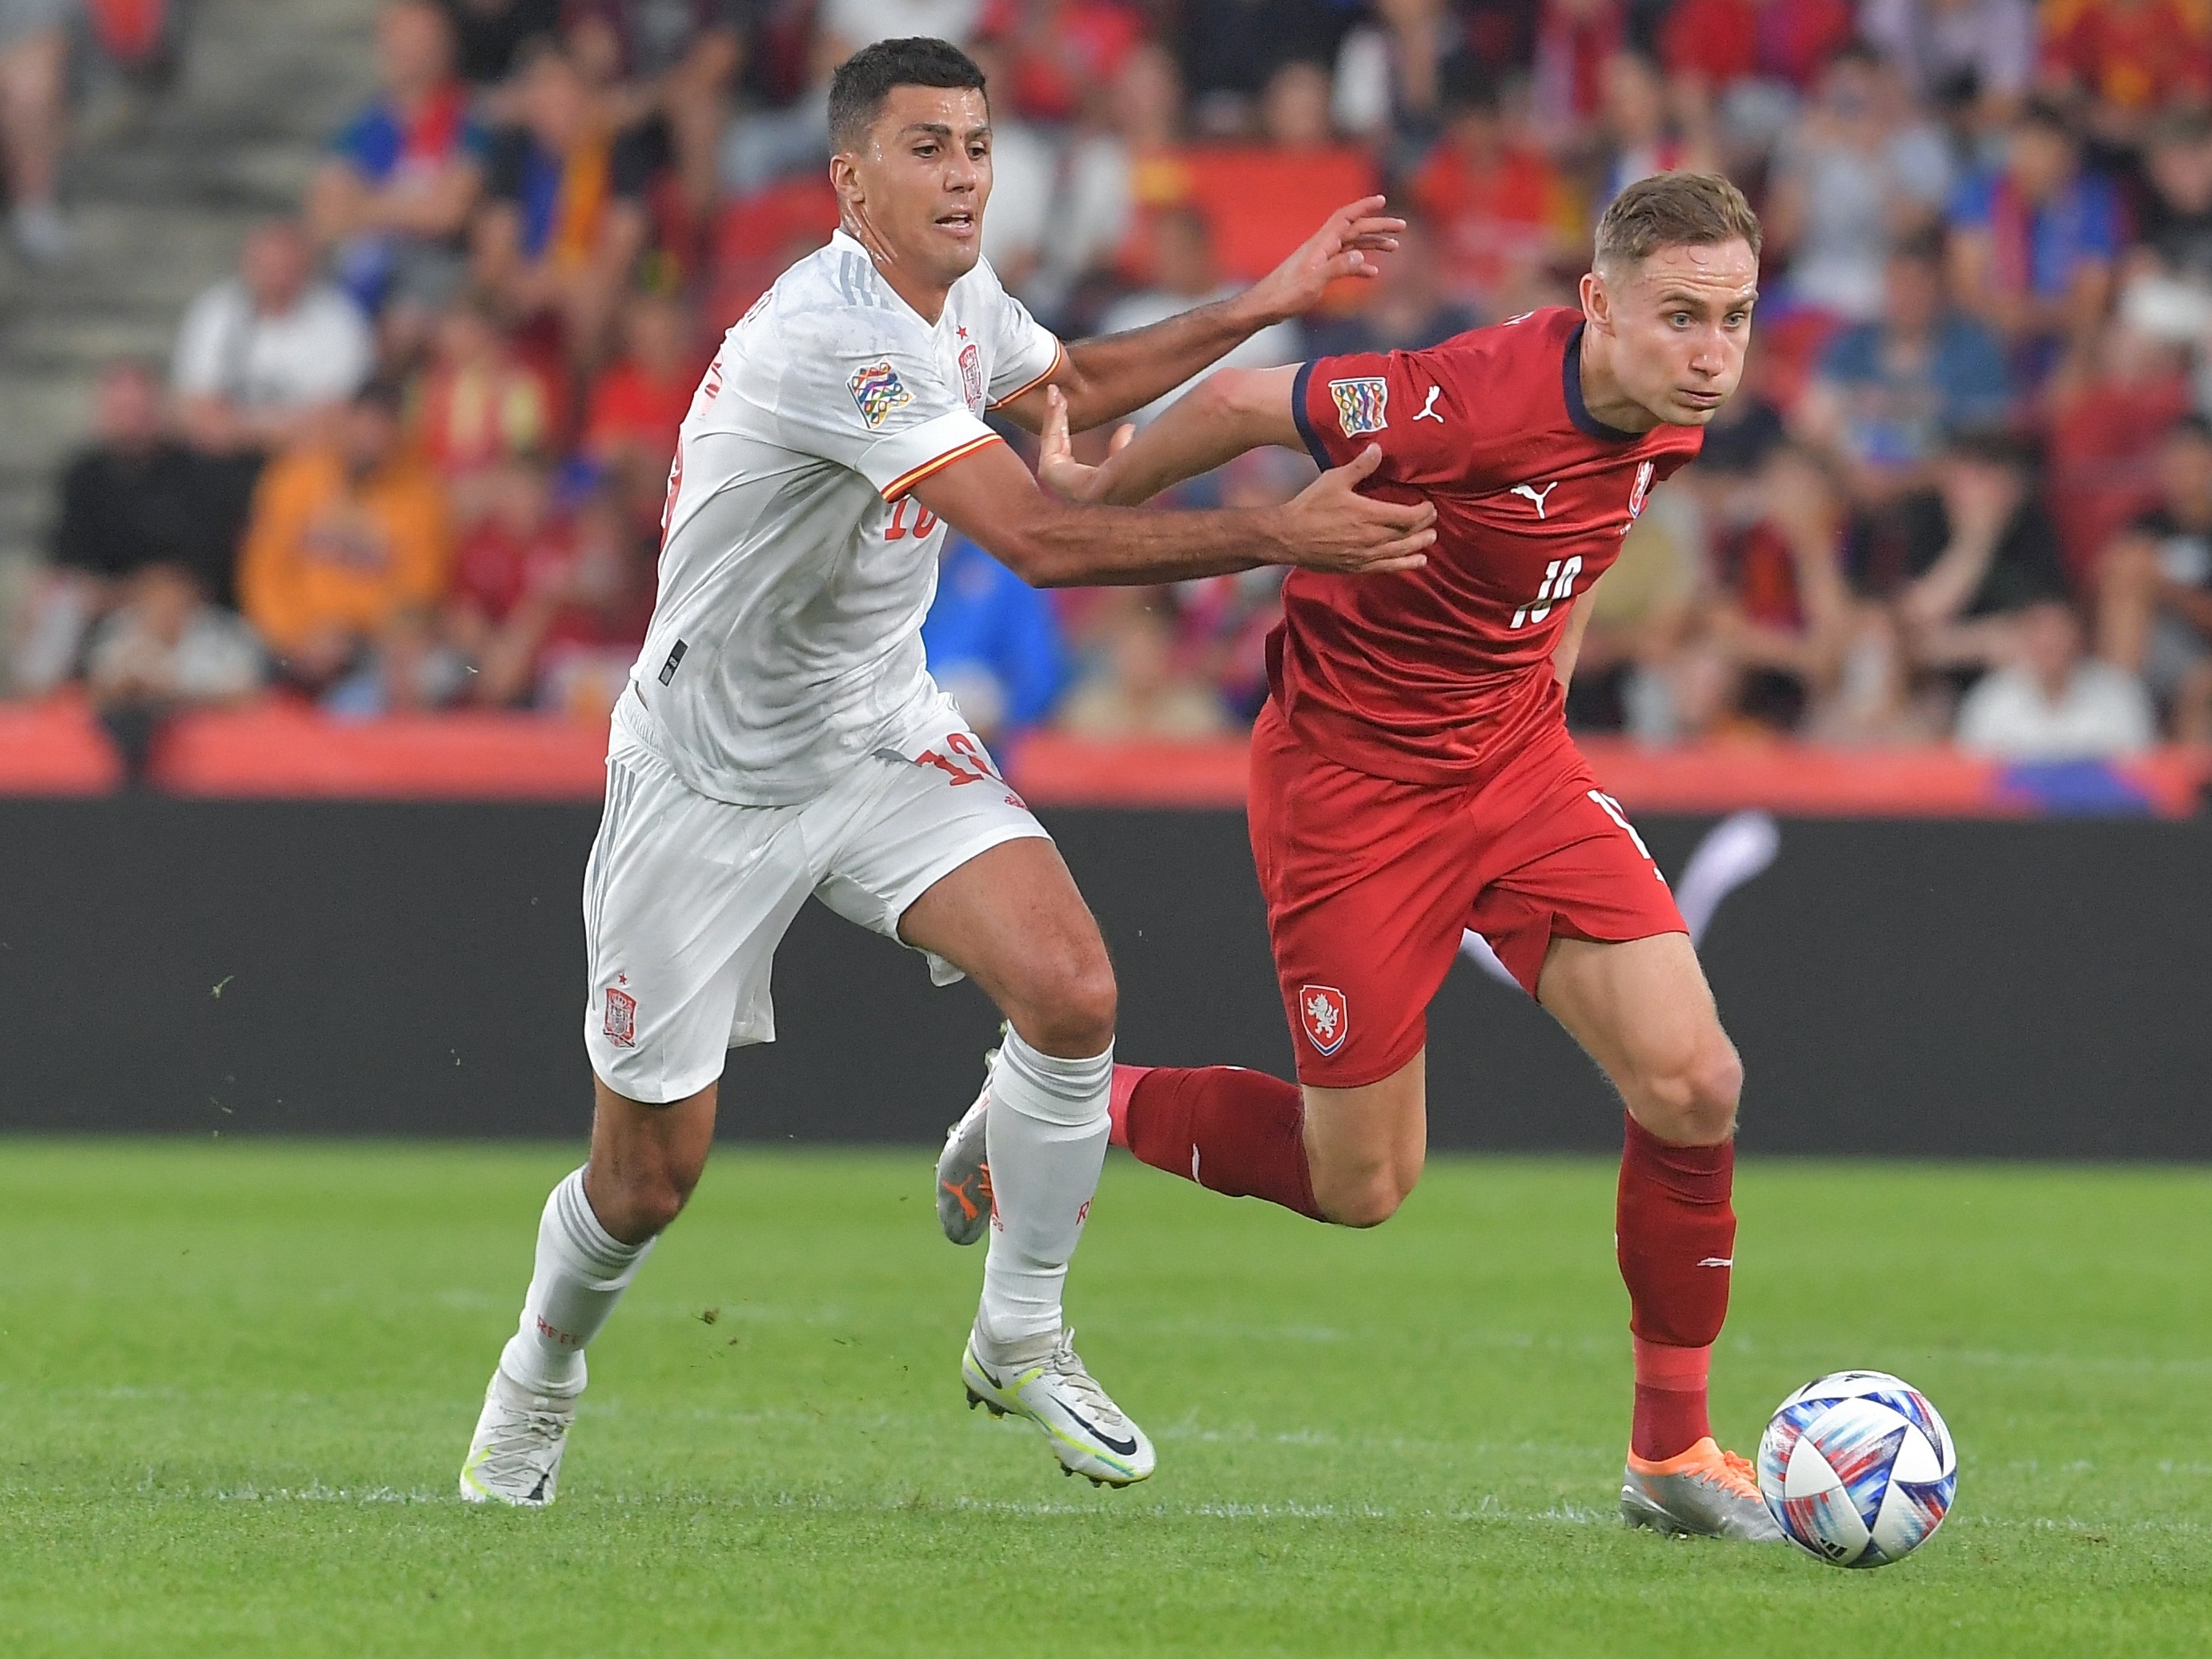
[237,383,451,690]
[2096,416,2212,741]
[310,0,488,317]
[1946,102,2122,386]
[1955,597,2154,759]
[172,219,378,457]
[472,42,656,367]
[1796,231,2012,492]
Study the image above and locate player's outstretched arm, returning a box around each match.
[994,199,1401,435]
[910,432,1432,589]
[1038,370,1304,508]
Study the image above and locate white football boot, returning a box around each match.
[934,1044,998,1246]
[962,1325,1154,1487]
[459,1368,578,1507]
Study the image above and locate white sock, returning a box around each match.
[978,1030,1112,1351]
[497,1167,655,1398]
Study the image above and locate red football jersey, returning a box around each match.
[1280,305,1703,785]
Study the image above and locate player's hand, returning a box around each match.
[1242,196,1405,325]
[1034,385,1134,503]
[1275,444,1435,574]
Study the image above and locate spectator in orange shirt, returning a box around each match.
[239,382,451,689]
[583,288,700,520]
[2039,0,2212,140]
[1410,66,1577,317]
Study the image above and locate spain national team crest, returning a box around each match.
[1299,983,1348,1056]
[848,360,913,428]
[604,983,637,1047]
[958,340,985,412]
[1328,376,1389,436]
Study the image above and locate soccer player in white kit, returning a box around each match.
[459,37,1438,1504]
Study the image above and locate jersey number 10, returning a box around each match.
[1509,556,1583,630]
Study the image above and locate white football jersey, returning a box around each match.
[622,229,1062,805]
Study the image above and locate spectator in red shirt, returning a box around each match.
[1528,0,1622,149]
[583,289,700,522]
[409,293,564,510]
[2039,0,2212,141]
[984,0,1147,123]
[1409,65,1577,317]
[444,456,572,669]
[477,488,655,717]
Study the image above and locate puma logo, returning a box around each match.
[1510,481,1559,517]
[1415,385,1444,422]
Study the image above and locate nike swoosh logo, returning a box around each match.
[1062,1405,1138,1457]
[1696,1257,1733,1267]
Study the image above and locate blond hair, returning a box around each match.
[1594,172,1762,273]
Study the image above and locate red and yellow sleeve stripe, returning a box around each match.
[882,432,1004,501]
[987,340,1067,412]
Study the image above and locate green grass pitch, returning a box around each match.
[3,1141,2207,1656]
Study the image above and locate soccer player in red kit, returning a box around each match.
[937,172,1780,1540]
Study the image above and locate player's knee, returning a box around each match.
[1638,1026,1742,1145]
[596,1157,701,1241]
[1315,1155,1419,1228]
[1010,944,1118,1056]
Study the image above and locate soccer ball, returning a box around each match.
[1756,1371,1957,1567]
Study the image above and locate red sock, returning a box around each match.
[1109,1064,1323,1220]
[1616,1111,1734,1461]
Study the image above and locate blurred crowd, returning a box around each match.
[16,0,2212,769]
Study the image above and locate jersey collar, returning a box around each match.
[830,228,963,333]
[1563,321,1644,444]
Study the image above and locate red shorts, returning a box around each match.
[1248,699,1687,1088]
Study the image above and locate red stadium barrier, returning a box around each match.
[1006,733,2212,818]
[150,704,610,800]
[0,696,125,794]
[2,699,2206,814]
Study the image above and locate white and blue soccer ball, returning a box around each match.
[1756,1370,1957,1568]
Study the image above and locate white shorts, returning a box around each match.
[582,700,1049,1103]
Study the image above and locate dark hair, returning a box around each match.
[828,37,987,151]
[1890,225,1947,267]
[1594,171,1762,271]
[2017,97,2075,139]
[2169,413,2212,446]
